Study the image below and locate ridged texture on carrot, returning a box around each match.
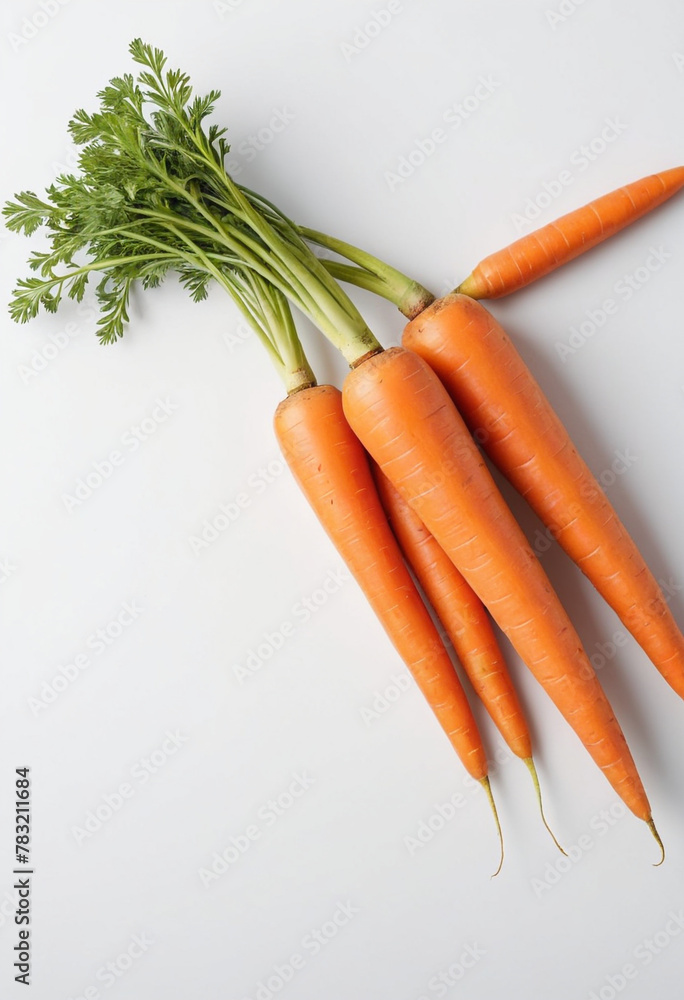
[374,466,532,761]
[458,167,684,299]
[403,294,684,701]
[274,384,488,780]
[342,348,652,820]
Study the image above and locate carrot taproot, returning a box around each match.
[403,293,684,708]
[342,345,662,856]
[456,167,684,299]
[274,382,504,868]
[374,466,565,852]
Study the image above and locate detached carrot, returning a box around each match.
[342,345,662,858]
[374,466,564,853]
[403,293,684,707]
[274,383,504,870]
[456,167,684,299]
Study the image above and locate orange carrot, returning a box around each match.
[342,345,661,855]
[403,293,684,706]
[274,382,505,861]
[456,167,684,299]
[374,466,564,852]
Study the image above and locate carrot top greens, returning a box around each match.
[3,38,379,383]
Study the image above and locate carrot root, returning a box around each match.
[523,757,565,856]
[480,777,504,877]
[648,818,665,867]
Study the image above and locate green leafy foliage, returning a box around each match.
[3,38,259,345]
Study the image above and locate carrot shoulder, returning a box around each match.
[457,167,684,299]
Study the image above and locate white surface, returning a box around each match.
[2,1,684,997]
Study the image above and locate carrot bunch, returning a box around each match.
[6,39,684,874]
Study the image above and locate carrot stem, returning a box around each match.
[479,777,504,877]
[523,757,565,855]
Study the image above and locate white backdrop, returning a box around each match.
[2,1,684,998]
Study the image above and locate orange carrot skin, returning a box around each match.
[274,385,488,780]
[403,294,684,702]
[342,347,652,821]
[374,466,533,761]
[458,167,684,299]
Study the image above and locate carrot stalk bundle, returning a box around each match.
[374,467,565,853]
[456,167,684,299]
[342,345,661,856]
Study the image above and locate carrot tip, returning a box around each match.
[523,756,566,856]
[647,818,665,866]
[480,776,504,877]
[453,275,481,299]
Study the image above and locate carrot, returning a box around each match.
[456,167,684,299]
[402,293,684,707]
[274,382,504,869]
[374,466,565,853]
[342,345,662,858]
